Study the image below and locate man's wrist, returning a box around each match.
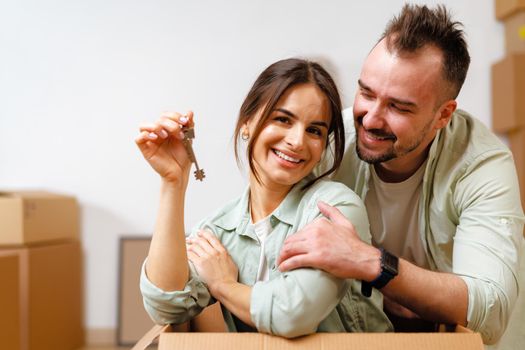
[361,248,399,297]
[364,246,382,282]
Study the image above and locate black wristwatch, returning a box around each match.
[361,248,399,297]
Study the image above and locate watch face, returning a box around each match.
[382,250,399,276]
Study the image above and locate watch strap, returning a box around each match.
[361,248,399,297]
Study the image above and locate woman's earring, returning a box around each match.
[241,130,249,141]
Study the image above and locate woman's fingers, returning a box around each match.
[198,230,226,253]
[189,235,217,256]
[139,110,195,142]
[161,110,194,128]
[187,250,199,263]
[135,130,157,145]
[139,121,170,140]
[159,118,185,140]
[187,239,207,257]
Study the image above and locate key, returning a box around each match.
[181,126,205,181]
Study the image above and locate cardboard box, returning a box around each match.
[0,241,84,350]
[505,11,525,53]
[0,191,79,246]
[131,324,483,350]
[496,0,525,20]
[508,128,525,219]
[491,54,525,133]
[159,332,484,350]
[0,253,21,350]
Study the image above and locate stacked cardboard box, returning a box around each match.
[0,253,21,350]
[0,191,84,350]
[493,0,525,220]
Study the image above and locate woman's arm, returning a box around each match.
[188,186,373,337]
[146,180,189,290]
[136,111,193,291]
[187,230,345,336]
[187,231,254,327]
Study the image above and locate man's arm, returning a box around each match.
[383,258,467,325]
[277,201,468,326]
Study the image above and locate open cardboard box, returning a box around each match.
[132,322,484,350]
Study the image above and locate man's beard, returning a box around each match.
[355,117,432,164]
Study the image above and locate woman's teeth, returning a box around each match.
[274,150,301,163]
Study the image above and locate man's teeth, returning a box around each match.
[368,133,394,141]
[274,150,301,163]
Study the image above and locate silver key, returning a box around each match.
[181,126,205,181]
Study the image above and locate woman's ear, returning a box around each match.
[241,124,250,141]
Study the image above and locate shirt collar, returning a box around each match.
[213,175,314,233]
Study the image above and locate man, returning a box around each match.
[277,4,524,345]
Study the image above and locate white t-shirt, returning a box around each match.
[365,161,430,268]
[251,215,273,282]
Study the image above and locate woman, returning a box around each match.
[136,58,392,337]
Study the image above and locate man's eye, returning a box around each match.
[360,89,374,100]
[392,104,411,113]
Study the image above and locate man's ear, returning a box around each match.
[434,99,457,130]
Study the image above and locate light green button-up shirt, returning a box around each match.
[141,177,393,338]
[331,109,525,344]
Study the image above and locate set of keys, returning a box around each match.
[181,126,205,181]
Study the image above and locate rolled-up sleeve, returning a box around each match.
[453,152,524,344]
[250,267,347,338]
[140,260,212,325]
[250,182,371,338]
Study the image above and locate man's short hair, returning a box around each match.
[381,4,471,100]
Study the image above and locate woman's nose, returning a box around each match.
[285,126,305,150]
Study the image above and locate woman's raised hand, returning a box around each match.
[135,111,194,184]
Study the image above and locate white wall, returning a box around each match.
[0,0,504,330]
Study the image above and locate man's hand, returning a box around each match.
[277,201,381,282]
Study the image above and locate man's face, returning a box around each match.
[353,39,448,169]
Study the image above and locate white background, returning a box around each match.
[0,0,504,330]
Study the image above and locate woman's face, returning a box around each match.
[247,83,331,191]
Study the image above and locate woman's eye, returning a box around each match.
[274,116,290,124]
[306,127,322,136]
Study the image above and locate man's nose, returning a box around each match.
[361,103,386,130]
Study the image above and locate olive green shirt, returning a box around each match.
[141,177,393,338]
